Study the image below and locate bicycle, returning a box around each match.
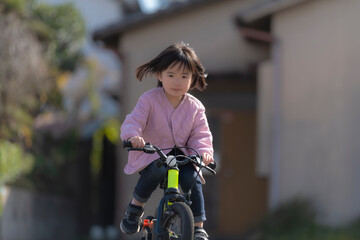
[122,140,216,240]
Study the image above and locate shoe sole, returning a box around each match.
[120,220,140,235]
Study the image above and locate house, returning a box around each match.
[94,0,360,237]
[236,0,360,227]
[94,0,269,238]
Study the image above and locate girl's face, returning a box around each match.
[158,62,193,101]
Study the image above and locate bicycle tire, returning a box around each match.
[162,202,194,240]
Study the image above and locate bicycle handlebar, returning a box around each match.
[122,140,216,175]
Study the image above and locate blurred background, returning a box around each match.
[1,0,360,239]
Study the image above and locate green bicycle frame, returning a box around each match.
[167,168,179,189]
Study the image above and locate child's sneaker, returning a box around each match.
[120,203,144,234]
[194,226,209,240]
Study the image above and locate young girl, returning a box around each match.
[120,42,214,240]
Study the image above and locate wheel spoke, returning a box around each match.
[167,215,182,239]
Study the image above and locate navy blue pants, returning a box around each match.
[132,149,206,223]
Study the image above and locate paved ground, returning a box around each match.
[116,233,249,240]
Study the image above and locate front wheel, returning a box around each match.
[162,202,194,240]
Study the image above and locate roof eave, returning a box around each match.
[93,0,224,46]
[235,0,309,25]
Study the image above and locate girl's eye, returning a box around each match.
[168,74,173,77]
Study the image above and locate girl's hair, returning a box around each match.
[135,42,207,91]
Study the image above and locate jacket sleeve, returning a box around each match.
[187,107,214,157]
[120,95,150,141]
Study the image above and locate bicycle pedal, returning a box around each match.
[142,219,151,229]
[142,219,157,230]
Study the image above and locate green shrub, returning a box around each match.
[0,140,34,185]
[250,198,360,240]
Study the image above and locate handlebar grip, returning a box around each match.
[123,140,133,148]
[208,161,216,170]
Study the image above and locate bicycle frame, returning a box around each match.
[167,168,179,189]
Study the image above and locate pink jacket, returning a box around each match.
[120,87,213,176]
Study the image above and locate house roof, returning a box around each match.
[235,0,308,25]
[93,0,225,47]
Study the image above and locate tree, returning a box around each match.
[32,2,85,71]
[0,0,85,186]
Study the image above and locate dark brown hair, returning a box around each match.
[135,42,207,91]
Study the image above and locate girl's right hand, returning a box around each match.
[128,136,145,148]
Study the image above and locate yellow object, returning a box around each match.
[167,169,179,189]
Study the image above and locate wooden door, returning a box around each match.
[218,110,268,234]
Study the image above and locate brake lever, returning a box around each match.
[204,165,216,175]
[190,155,216,175]
[143,143,156,154]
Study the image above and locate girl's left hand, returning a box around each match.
[202,153,214,166]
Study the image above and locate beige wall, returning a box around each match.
[120,0,268,113]
[271,0,360,226]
